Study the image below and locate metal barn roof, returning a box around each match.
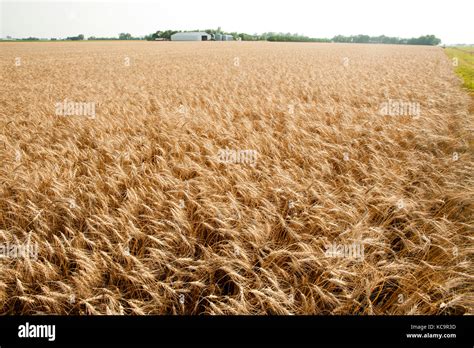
[171,32,211,41]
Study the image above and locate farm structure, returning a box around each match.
[214,34,234,41]
[171,32,211,41]
[170,32,234,41]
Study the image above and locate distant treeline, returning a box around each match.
[266,34,330,43]
[3,33,141,41]
[145,30,331,42]
[146,30,441,45]
[2,31,441,45]
[88,33,141,40]
[332,34,441,45]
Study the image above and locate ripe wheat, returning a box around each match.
[0,41,472,314]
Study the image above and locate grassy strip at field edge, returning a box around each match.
[445,46,474,92]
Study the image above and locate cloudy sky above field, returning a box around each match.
[1,0,473,44]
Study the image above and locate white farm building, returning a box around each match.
[171,32,211,41]
[221,34,234,41]
[214,34,234,41]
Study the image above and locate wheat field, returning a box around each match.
[0,41,472,315]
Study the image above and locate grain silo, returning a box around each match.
[171,32,211,41]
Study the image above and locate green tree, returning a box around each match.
[119,33,132,40]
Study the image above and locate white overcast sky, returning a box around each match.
[1,0,473,44]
